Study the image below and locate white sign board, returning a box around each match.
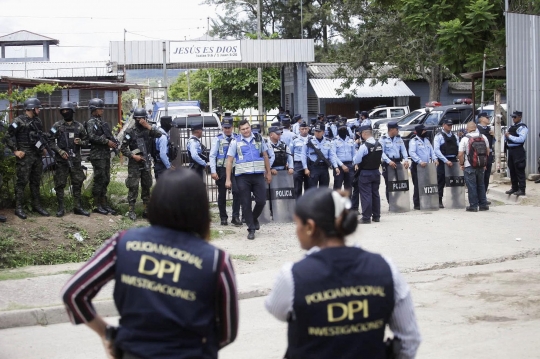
[169,40,242,63]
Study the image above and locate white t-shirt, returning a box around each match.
[458,130,490,167]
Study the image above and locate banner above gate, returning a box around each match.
[169,40,242,63]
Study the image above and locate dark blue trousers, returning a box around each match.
[236,173,266,232]
[216,167,240,221]
[293,162,310,199]
[308,165,330,188]
[358,169,381,221]
[333,163,354,194]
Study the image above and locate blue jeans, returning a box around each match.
[464,167,487,208]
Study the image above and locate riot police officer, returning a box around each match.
[290,122,310,198]
[505,111,528,196]
[6,97,50,219]
[86,98,118,215]
[267,126,294,174]
[301,122,339,189]
[409,124,439,210]
[187,123,208,178]
[354,126,383,223]
[49,101,90,217]
[332,125,356,194]
[380,121,409,202]
[120,108,162,221]
[434,119,460,208]
[209,116,241,226]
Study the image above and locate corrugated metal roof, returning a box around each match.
[0,30,59,45]
[507,12,540,176]
[109,39,315,68]
[0,61,119,79]
[308,63,396,79]
[448,82,472,91]
[309,78,415,99]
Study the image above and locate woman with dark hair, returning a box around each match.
[61,169,238,359]
[265,187,421,359]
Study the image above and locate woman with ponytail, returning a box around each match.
[265,187,421,359]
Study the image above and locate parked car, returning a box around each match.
[377,109,429,137]
[369,105,410,127]
[152,101,202,127]
[475,104,507,125]
[398,104,474,149]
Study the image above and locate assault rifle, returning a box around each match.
[63,131,75,169]
[101,121,119,156]
[306,140,332,168]
[133,137,152,171]
[30,121,55,166]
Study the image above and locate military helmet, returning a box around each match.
[59,101,76,112]
[23,98,42,110]
[88,98,105,111]
[133,108,148,118]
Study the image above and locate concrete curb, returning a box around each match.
[0,288,270,330]
[487,186,526,205]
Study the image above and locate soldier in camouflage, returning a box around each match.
[86,98,118,215]
[6,98,50,219]
[0,122,7,222]
[49,101,90,217]
[120,108,162,221]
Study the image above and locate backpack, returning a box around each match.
[153,130,178,162]
[466,135,488,168]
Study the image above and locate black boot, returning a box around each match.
[93,197,108,215]
[231,216,242,226]
[0,214,6,223]
[33,203,50,217]
[142,203,148,219]
[128,204,137,221]
[56,201,65,217]
[73,198,90,217]
[102,197,117,215]
[14,192,27,219]
[14,206,27,220]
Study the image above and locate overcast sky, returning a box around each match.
[0,0,220,62]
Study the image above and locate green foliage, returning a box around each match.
[0,83,62,105]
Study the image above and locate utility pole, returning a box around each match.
[123,29,127,81]
[187,70,191,100]
[257,0,263,125]
[494,89,502,176]
[480,53,487,112]
[209,72,213,113]
[162,41,168,116]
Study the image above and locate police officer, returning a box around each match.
[265,188,421,359]
[325,115,337,139]
[409,124,439,210]
[153,116,175,180]
[251,122,275,164]
[120,108,162,221]
[290,122,310,199]
[61,169,239,359]
[505,111,528,196]
[360,110,372,127]
[209,116,241,226]
[354,126,383,223]
[267,126,294,174]
[477,112,494,201]
[380,121,409,202]
[251,122,262,134]
[187,123,208,178]
[308,117,317,135]
[225,119,272,240]
[301,122,339,189]
[86,98,118,215]
[332,124,356,194]
[49,101,90,217]
[291,114,303,135]
[6,97,50,219]
[280,116,295,147]
[434,119,460,208]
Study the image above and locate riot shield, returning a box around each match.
[387,163,411,212]
[417,163,439,211]
[256,190,272,224]
[444,164,466,209]
[268,170,296,223]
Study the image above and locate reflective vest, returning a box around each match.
[216,133,237,167]
[234,134,265,175]
[287,247,394,359]
[114,226,223,359]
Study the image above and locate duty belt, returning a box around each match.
[313,161,328,166]
[508,145,524,149]
[341,161,353,165]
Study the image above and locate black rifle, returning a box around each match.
[63,131,75,168]
[30,121,55,165]
[306,140,332,168]
[101,121,119,156]
[133,136,152,171]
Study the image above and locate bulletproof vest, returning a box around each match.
[439,132,459,156]
[216,133,236,166]
[360,141,383,170]
[287,247,395,359]
[87,116,105,137]
[477,125,493,149]
[270,140,288,168]
[127,126,151,154]
[235,134,265,175]
[14,115,38,150]
[113,226,222,359]
[507,123,527,146]
[56,121,81,151]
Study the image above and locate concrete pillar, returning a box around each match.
[43,42,50,61]
[1,45,5,59]
[294,63,308,121]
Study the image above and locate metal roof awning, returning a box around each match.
[0,76,147,90]
[0,30,59,46]
[460,66,506,80]
[309,78,415,99]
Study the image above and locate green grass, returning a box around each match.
[210,229,235,240]
[0,270,34,281]
[231,254,257,261]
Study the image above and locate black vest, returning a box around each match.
[477,125,493,149]
[53,121,84,160]
[14,115,40,151]
[360,141,383,170]
[507,122,527,146]
[439,132,459,156]
[270,140,288,168]
[113,226,223,359]
[287,247,395,359]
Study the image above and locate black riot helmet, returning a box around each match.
[23,98,42,110]
[133,108,148,119]
[88,98,105,112]
[59,101,77,112]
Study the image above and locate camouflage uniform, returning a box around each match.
[120,123,161,219]
[86,115,116,213]
[6,114,48,216]
[49,119,89,215]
